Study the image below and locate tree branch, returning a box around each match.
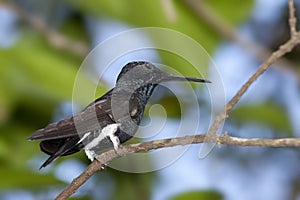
[289,0,297,36]
[184,0,300,81]
[56,133,300,200]
[55,1,300,199]
[207,32,300,137]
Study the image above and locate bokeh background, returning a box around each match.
[1,0,300,199]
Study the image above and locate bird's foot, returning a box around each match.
[84,149,98,162]
[110,134,120,152]
[104,123,123,157]
[109,134,123,157]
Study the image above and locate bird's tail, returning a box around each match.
[39,154,58,170]
[39,137,82,169]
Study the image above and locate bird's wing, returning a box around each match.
[28,104,115,141]
[83,88,113,111]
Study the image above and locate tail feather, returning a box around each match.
[39,154,58,170]
[39,137,82,169]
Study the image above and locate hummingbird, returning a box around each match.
[28,61,210,169]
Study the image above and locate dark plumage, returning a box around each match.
[28,61,210,169]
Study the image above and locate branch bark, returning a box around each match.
[289,0,297,36]
[56,133,300,200]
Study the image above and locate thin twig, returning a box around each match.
[0,0,89,57]
[208,33,300,137]
[289,0,297,36]
[56,133,300,200]
[160,0,177,22]
[184,0,300,81]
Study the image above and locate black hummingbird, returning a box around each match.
[28,61,210,169]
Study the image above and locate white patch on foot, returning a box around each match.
[110,133,120,151]
[85,149,97,161]
[84,123,121,161]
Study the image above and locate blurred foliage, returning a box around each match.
[230,102,293,136]
[169,190,223,200]
[0,124,61,189]
[0,0,257,199]
[109,169,155,200]
[65,0,253,76]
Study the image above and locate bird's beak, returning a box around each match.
[158,73,211,84]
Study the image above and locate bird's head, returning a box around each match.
[112,61,210,135]
[116,61,211,85]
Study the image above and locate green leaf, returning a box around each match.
[109,169,155,200]
[209,0,253,24]
[230,102,293,136]
[0,168,61,189]
[169,190,223,200]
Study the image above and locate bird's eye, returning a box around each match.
[144,63,152,69]
[130,107,138,117]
